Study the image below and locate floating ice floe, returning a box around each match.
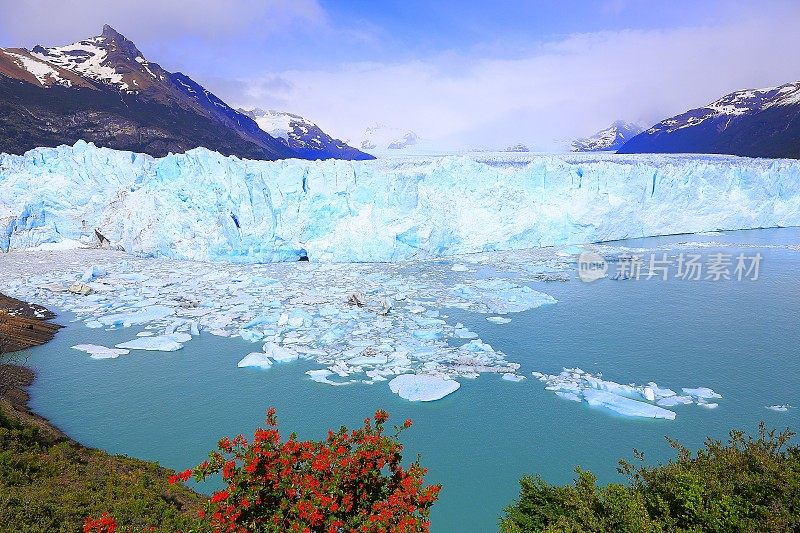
[306,369,352,386]
[486,316,512,324]
[501,373,525,382]
[767,405,793,412]
[532,368,721,420]
[451,264,469,272]
[582,389,676,420]
[115,335,184,352]
[98,305,174,327]
[389,374,461,401]
[452,279,557,314]
[72,344,130,359]
[237,352,273,369]
[264,342,299,363]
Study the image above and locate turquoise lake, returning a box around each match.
[19,228,800,532]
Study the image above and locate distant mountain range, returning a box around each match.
[0,26,368,160]
[571,121,644,152]
[239,108,372,160]
[619,82,800,159]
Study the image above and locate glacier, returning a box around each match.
[2,141,800,262]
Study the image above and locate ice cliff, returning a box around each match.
[2,141,800,262]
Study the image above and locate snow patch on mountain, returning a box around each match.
[647,82,800,135]
[241,108,371,160]
[572,121,644,152]
[1,49,71,87]
[32,35,129,90]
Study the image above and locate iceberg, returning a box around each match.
[682,387,723,399]
[3,143,800,261]
[263,342,298,363]
[388,374,461,401]
[237,352,273,369]
[72,344,129,359]
[98,305,174,327]
[582,389,676,420]
[533,368,720,420]
[767,405,793,412]
[115,335,183,352]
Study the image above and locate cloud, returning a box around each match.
[219,5,800,150]
[0,0,326,45]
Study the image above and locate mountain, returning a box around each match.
[359,125,419,151]
[239,108,372,160]
[0,25,294,159]
[505,144,530,152]
[571,121,644,152]
[618,82,800,159]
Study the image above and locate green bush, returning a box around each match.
[0,404,201,532]
[501,423,800,533]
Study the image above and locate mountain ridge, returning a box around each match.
[619,82,800,158]
[0,26,295,159]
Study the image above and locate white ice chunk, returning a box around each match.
[583,389,676,420]
[115,335,183,351]
[682,387,722,399]
[237,352,273,369]
[502,373,525,382]
[98,305,174,327]
[306,369,352,386]
[388,374,460,402]
[263,342,298,363]
[486,316,511,324]
[451,263,468,272]
[72,344,129,359]
[767,405,793,412]
[656,395,695,407]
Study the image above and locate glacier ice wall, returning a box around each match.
[2,141,800,262]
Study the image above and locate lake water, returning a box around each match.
[18,228,800,532]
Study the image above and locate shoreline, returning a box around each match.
[0,292,72,442]
[0,292,203,531]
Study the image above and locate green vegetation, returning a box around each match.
[501,423,800,532]
[0,403,201,533]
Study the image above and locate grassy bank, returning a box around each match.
[0,365,203,532]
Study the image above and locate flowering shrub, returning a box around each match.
[174,408,441,533]
[83,512,118,533]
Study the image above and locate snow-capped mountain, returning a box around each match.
[571,121,644,152]
[360,125,420,151]
[239,109,372,160]
[0,26,293,159]
[505,144,530,152]
[618,82,800,159]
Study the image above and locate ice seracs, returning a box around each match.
[5,143,800,261]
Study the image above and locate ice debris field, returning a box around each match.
[0,239,740,414]
[3,142,800,261]
[2,248,567,403]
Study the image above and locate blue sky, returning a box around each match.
[2,0,800,149]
